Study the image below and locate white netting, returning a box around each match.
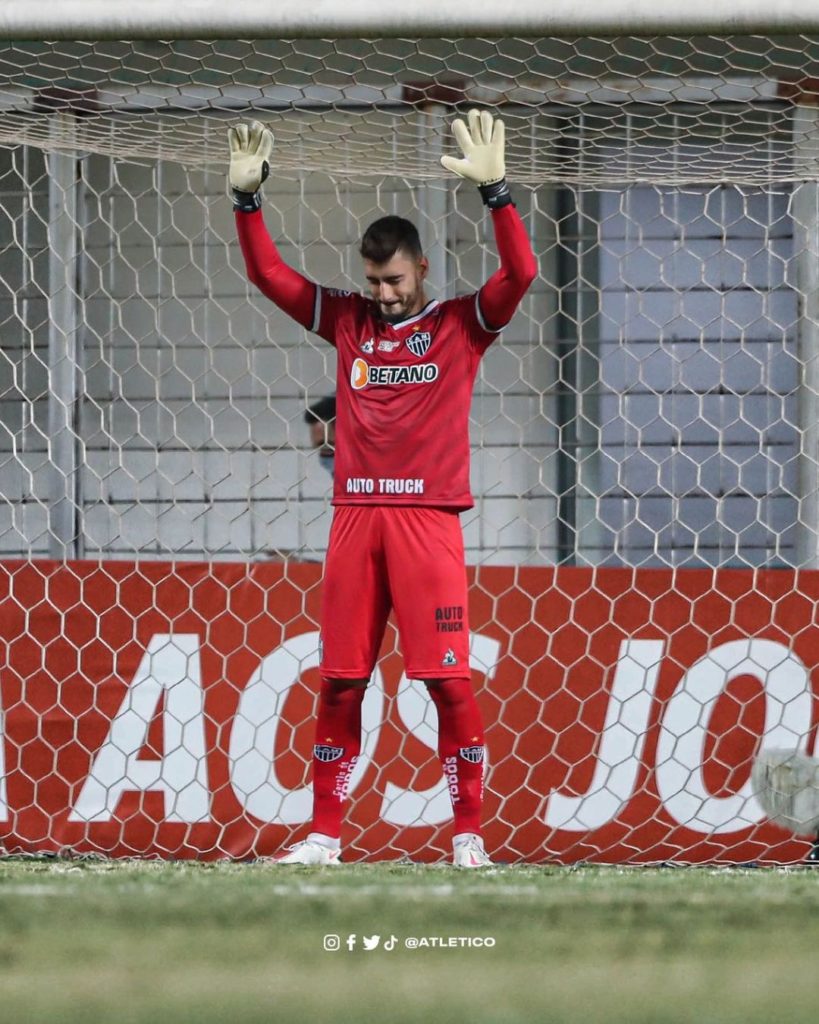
[0,37,817,184]
[0,34,817,864]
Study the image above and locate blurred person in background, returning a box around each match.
[304,395,336,476]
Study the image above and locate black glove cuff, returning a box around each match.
[232,188,262,213]
[478,178,514,209]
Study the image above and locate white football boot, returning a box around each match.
[270,836,342,866]
[452,833,492,868]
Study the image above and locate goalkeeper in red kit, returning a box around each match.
[229,111,536,867]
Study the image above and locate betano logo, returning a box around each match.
[351,358,439,391]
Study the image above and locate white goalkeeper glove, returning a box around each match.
[440,108,513,209]
[228,120,274,212]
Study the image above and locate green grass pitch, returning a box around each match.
[1,857,818,1023]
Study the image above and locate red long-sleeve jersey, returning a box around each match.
[236,205,536,510]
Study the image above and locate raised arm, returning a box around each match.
[479,205,537,331]
[229,121,318,331]
[441,109,537,331]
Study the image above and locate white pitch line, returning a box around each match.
[266,883,543,898]
[0,884,77,896]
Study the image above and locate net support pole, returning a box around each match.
[46,112,80,560]
[416,105,449,302]
[793,103,819,569]
[572,191,603,567]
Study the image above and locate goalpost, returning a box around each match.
[0,4,819,861]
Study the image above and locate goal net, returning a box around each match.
[1,13,819,863]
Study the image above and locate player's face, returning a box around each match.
[364,250,429,323]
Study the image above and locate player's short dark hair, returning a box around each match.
[304,395,336,425]
[360,216,423,264]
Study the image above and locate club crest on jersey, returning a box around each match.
[406,331,432,358]
[360,338,375,353]
[459,746,485,764]
[314,744,345,763]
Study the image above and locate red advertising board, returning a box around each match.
[0,559,814,863]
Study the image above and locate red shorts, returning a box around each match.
[320,506,470,680]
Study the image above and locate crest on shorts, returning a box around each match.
[314,744,345,762]
[406,331,432,358]
[459,745,485,764]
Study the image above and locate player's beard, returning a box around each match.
[378,282,426,325]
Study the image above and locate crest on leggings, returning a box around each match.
[314,744,344,762]
[406,331,432,358]
[459,746,485,764]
